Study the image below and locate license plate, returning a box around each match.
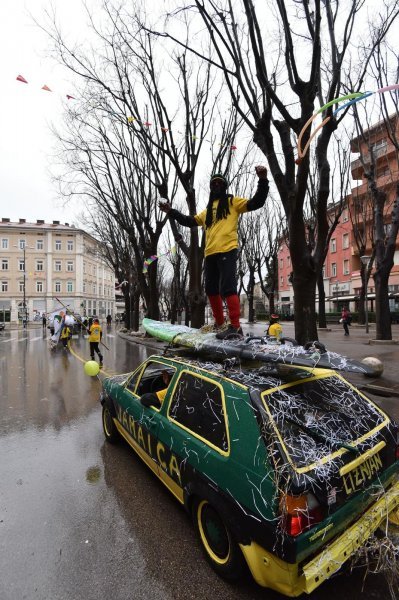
[342,452,383,495]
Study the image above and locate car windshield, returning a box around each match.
[261,374,389,470]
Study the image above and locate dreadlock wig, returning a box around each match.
[205,174,233,229]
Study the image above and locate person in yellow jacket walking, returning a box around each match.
[89,317,103,367]
[60,324,71,349]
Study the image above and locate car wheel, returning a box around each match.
[102,404,119,444]
[193,499,244,581]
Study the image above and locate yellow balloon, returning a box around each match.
[84,360,100,377]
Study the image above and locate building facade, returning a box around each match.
[0,219,115,322]
[276,115,399,314]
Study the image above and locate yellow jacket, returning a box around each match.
[89,323,102,343]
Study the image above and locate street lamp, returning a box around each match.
[14,243,34,328]
[360,255,372,334]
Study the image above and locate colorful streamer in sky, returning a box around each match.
[15,74,236,150]
[296,84,399,163]
[142,245,177,274]
[16,74,75,100]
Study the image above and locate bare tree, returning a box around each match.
[43,6,241,327]
[350,38,399,339]
[149,0,398,343]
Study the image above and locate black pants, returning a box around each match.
[343,320,349,335]
[90,342,103,361]
[204,249,238,297]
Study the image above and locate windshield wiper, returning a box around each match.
[283,416,361,455]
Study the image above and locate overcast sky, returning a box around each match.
[0,1,85,225]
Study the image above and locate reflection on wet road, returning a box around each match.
[0,327,393,599]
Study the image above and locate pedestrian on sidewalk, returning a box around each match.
[341,306,352,336]
[89,317,103,367]
[42,313,47,329]
[159,166,269,340]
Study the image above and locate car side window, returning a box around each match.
[135,362,175,397]
[169,372,228,452]
[126,370,141,393]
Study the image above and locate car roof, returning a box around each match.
[147,354,333,392]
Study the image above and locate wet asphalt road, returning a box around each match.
[0,325,396,600]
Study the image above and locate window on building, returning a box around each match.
[342,233,349,249]
[67,240,74,251]
[372,138,387,151]
[1,259,8,270]
[342,209,349,222]
[1,281,8,292]
[331,262,337,277]
[343,259,350,275]
[36,281,43,293]
[19,281,24,293]
[93,284,96,294]
[330,238,336,253]
[67,281,73,292]
[55,239,62,251]
[280,276,284,285]
[19,260,25,271]
[19,239,26,250]
[36,260,44,271]
[1,239,8,249]
[99,284,102,296]
[54,260,62,272]
[67,261,74,272]
[36,239,44,250]
[322,266,326,278]
[83,282,86,293]
[55,281,61,293]
[83,262,86,274]
[169,372,228,452]
[280,258,283,269]
[287,256,291,266]
[384,223,392,236]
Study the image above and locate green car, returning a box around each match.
[100,355,399,596]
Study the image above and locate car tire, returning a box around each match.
[102,404,119,444]
[193,498,245,581]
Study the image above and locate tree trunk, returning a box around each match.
[247,270,256,323]
[293,273,318,344]
[132,290,140,331]
[357,264,367,325]
[187,227,206,327]
[374,269,392,340]
[123,289,131,330]
[317,273,326,328]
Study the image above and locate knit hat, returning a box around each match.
[210,173,228,185]
[271,314,279,320]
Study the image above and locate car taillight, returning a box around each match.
[280,492,324,537]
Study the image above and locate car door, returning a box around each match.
[156,368,231,504]
[120,360,175,477]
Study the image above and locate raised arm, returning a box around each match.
[159,201,198,228]
[247,165,269,212]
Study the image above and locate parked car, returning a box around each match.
[100,355,399,596]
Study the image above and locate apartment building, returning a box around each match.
[0,219,115,322]
[276,114,399,314]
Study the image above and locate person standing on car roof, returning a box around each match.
[159,166,269,340]
[89,318,103,367]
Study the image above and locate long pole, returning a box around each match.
[23,245,26,329]
[365,284,369,334]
